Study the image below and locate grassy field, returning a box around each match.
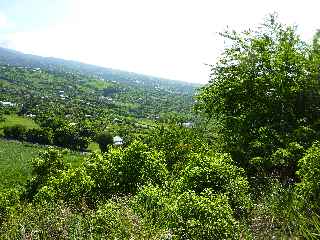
[88,141,101,152]
[0,114,39,129]
[0,139,86,190]
[0,114,39,136]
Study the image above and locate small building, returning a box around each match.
[113,136,123,146]
[26,114,36,118]
[182,122,193,128]
[0,101,15,107]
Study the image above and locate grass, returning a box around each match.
[0,114,39,136]
[88,142,101,153]
[0,139,42,190]
[0,139,86,190]
[0,114,39,129]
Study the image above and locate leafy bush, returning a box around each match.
[27,141,168,204]
[170,190,240,239]
[85,141,168,197]
[88,198,157,239]
[26,127,53,145]
[0,198,163,240]
[0,188,21,225]
[296,142,320,210]
[176,152,252,216]
[53,126,90,151]
[146,123,203,172]
[134,186,240,239]
[34,167,94,206]
[3,124,26,141]
[195,15,320,180]
[96,131,113,153]
[25,147,67,201]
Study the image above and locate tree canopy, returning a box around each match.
[196,14,320,177]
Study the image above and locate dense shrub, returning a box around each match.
[85,141,168,197]
[176,152,252,216]
[296,142,320,211]
[170,190,240,239]
[34,167,95,206]
[26,127,53,145]
[146,124,203,171]
[25,148,67,201]
[95,131,113,153]
[27,141,168,204]
[3,124,26,141]
[195,15,320,181]
[0,188,21,225]
[134,186,240,239]
[53,127,89,151]
[87,198,158,239]
[0,198,163,240]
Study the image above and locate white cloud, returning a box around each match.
[3,0,320,83]
[0,12,9,28]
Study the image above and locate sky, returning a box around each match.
[0,0,319,84]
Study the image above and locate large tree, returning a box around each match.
[196,15,320,178]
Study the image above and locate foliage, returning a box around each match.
[2,14,320,239]
[25,147,68,201]
[95,131,113,153]
[25,141,168,205]
[53,126,90,151]
[26,127,53,145]
[34,167,94,206]
[0,188,21,225]
[176,152,252,216]
[134,186,240,239]
[145,122,204,172]
[0,198,164,240]
[3,124,27,141]
[84,141,168,197]
[196,14,320,181]
[296,142,320,211]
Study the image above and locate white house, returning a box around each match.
[182,122,193,128]
[113,136,123,146]
[0,101,15,107]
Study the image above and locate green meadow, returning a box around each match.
[0,139,86,190]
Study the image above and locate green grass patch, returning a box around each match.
[83,79,114,90]
[0,139,86,190]
[0,114,39,129]
[0,114,39,136]
[0,139,42,190]
[88,142,101,153]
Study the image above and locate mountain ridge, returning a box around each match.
[0,47,200,93]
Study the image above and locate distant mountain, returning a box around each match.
[0,47,200,94]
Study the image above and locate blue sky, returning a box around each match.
[0,0,69,31]
[0,0,319,83]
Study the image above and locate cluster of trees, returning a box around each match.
[2,117,96,151]
[16,131,249,239]
[196,15,320,182]
[2,116,119,153]
[0,65,195,124]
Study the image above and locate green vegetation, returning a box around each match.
[0,115,38,129]
[0,139,85,191]
[95,131,113,153]
[0,114,38,136]
[0,139,41,190]
[0,14,320,239]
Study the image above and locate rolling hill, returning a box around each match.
[0,47,199,94]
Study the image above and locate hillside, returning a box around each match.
[1,16,320,239]
[0,61,198,151]
[0,47,199,94]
